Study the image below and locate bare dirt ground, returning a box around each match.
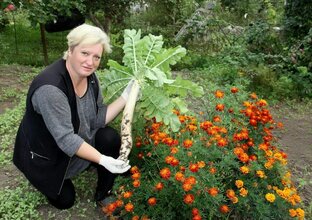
[0,65,311,219]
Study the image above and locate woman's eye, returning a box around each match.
[81,51,89,56]
[94,56,101,61]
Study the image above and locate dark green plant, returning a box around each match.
[284,0,312,42]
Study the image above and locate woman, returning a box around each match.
[13,24,133,210]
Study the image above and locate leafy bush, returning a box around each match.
[102,85,305,219]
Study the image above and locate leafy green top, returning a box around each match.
[100,29,203,131]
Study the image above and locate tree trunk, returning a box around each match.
[39,23,48,65]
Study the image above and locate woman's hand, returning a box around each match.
[99,154,130,173]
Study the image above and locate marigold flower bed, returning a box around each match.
[103,86,305,220]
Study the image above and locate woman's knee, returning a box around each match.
[95,127,121,156]
[47,180,76,210]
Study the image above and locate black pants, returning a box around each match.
[47,126,121,209]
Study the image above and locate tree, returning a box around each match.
[284,0,312,41]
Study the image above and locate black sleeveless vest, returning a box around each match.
[13,59,99,199]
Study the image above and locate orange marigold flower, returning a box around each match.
[125,202,134,212]
[216,103,225,111]
[147,197,157,206]
[133,179,140,188]
[219,205,230,214]
[208,187,219,197]
[123,191,133,199]
[151,123,161,132]
[235,180,244,188]
[250,92,258,99]
[209,166,217,174]
[231,87,239,93]
[200,121,213,130]
[179,115,186,123]
[183,194,195,204]
[155,182,164,191]
[296,208,305,218]
[132,216,140,220]
[183,183,193,191]
[277,122,284,129]
[238,152,249,163]
[189,163,199,173]
[289,209,297,217]
[213,115,221,122]
[175,171,185,182]
[226,189,236,199]
[240,166,249,174]
[231,196,239,204]
[187,124,197,131]
[105,202,117,214]
[131,172,141,180]
[215,90,224,98]
[217,138,228,147]
[192,208,200,217]
[170,147,179,154]
[165,155,174,164]
[160,167,171,180]
[116,199,123,207]
[183,139,193,148]
[170,157,180,166]
[141,215,150,220]
[239,188,248,197]
[185,176,197,185]
[192,215,202,220]
[265,193,276,203]
[130,166,140,174]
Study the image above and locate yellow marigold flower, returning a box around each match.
[289,209,297,217]
[240,166,249,174]
[256,170,266,178]
[264,161,273,169]
[239,188,248,197]
[231,196,239,204]
[265,193,276,203]
[296,208,304,218]
[273,152,283,160]
[197,160,206,168]
[283,188,292,198]
[265,150,273,157]
[284,171,291,178]
[276,189,285,198]
[235,180,244,188]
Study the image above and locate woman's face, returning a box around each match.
[67,43,103,78]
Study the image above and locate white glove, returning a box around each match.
[99,154,131,174]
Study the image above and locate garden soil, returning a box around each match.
[0,65,311,219]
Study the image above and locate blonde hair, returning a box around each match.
[63,23,112,59]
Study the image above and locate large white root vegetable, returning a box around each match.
[118,80,140,162]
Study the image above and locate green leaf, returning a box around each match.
[171,97,189,113]
[166,76,204,97]
[152,46,187,74]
